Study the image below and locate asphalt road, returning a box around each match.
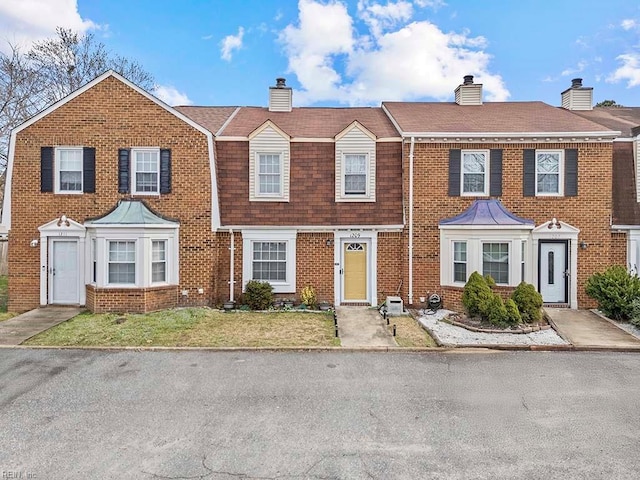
[1,349,639,479]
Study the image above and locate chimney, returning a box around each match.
[269,77,292,112]
[455,75,483,105]
[561,78,593,111]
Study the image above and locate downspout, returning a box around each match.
[229,229,235,302]
[408,136,415,305]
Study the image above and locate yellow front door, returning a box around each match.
[344,242,367,301]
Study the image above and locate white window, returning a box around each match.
[108,241,136,284]
[536,150,563,196]
[257,153,282,196]
[242,230,296,293]
[55,147,83,193]
[252,241,286,282]
[152,240,167,283]
[132,148,159,194]
[344,154,367,195]
[453,241,467,283]
[461,150,489,196]
[482,243,509,284]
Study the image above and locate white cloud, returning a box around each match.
[621,19,637,30]
[607,53,640,87]
[201,34,214,41]
[0,0,98,52]
[220,26,245,62]
[414,0,446,8]
[279,0,508,105]
[153,84,193,106]
[560,60,587,77]
[357,0,413,38]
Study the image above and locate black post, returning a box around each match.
[335,325,339,337]
[393,324,397,336]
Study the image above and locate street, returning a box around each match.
[1,349,639,479]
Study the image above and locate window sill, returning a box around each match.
[336,196,375,203]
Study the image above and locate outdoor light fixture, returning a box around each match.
[580,240,588,249]
[30,239,38,247]
[326,239,334,247]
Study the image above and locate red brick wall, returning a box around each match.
[610,232,627,268]
[296,233,334,303]
[8,76,213,312]
[404,141,614,309]
[86,284,178,313]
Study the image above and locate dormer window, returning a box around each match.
[249,122,290,202]
[344,154,368,195]
[257,153,282,196]
[335,122,376,202]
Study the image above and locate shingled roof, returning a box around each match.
[382,101,618,134]
[570,107,640,138]
[189,106,401,139]
[174,106,238,135]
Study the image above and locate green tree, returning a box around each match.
[595,100,623,107]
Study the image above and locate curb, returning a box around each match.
[2,344,640,353]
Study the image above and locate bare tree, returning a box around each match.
[0,27,154,172]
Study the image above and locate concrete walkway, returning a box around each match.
[0,307,83,346]
[545,308,640,349]
[336,306,397,348]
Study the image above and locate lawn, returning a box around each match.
[0,275,14,321]
[24,308,341,348]
[389,314,438,347]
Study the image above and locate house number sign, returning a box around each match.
[350,232,361,238]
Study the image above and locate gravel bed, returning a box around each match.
[608,318,640,340]
[418,309,569,346]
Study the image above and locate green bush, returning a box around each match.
[486,294,509,327]
[462,271,494,318]
[504,298,522,326]
[484,274,496,289]
[511,282,543,323]
[631,298,640,327]
[244,280,274,310]
[585,265,640,320]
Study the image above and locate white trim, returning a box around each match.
[249,120,291,140]
[333,230,377,306]
[216,136,403,143]
[460,149,490,197]
[223,224,404,231]
[242,229,297,294]
[534,149,564,197]
[396,131,620,140]
[255,152,284,199]
[0,70,222,232]
[54,146,84,194]
[341,152,370,199]
[215,107,241,136]
[335,121,377,141]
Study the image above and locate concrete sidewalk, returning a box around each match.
[545,308,640,349]
[336,306,397,348]
[0,307,83,346]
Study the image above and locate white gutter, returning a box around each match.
[397,130,620,139]
[229,229,235,302]
[408,136,415,305]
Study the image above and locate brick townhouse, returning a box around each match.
[0,72,625,313]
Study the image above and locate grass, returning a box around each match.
[0,275,7,314]
[24,308,341,348]
[388,314,438,347]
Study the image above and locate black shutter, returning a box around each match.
[40,147,53,193]
[564,148,578,197]
[160,149,171,194]
[83,147,96,193]
[489,149,502,197]
[448,149,461,196]
[118,149,130,194]
[523,149,535,197]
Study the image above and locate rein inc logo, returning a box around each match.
[2,472,36,478]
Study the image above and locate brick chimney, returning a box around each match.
[268,77,292,112]
[561,78,593,111]
[455,75,483,105]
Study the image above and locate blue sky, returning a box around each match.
[1,0,639,107]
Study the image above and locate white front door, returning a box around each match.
[539,242,567,303]
[50,239,80,304]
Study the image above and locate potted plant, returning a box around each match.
[318,301,332,311]
[223,300,235,311]
[283,298,294,308]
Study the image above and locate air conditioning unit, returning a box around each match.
[385,296,404,315]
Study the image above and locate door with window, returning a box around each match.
[49,239,80,304]
[343,242,367,302]
[539,241,568,303]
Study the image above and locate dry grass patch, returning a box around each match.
[0,312,16,322]
[389,315,437,348]
[24,308,340,347]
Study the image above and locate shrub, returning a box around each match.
[484,274,496,289]
[486,294,509,327]
[504,298,522,326]
[462,271,494,318]
[585,265,640,320]
[300,285,317,309]
[244,280,274,310]
[511,282,543,323]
